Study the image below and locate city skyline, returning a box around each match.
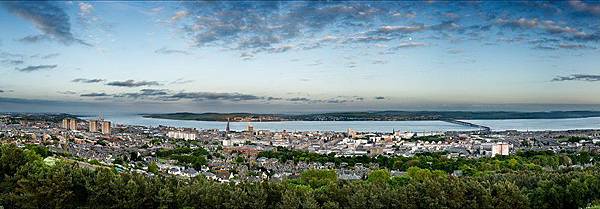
[1,1,600,113]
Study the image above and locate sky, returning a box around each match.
[1,1,600,113]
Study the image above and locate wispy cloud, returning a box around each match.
[390,42,428,49]
[80,92,111,97]
[18,34,49,43]
[155,47,190,55]
[114,89,169,99]
[569,0,600,16]
[551,74,600,82]
[72,78,106,83]
[171,10,189,22]
[41,53,60,59]
[170,78,194,85]
[165,92,263,102]
[15,64,57,72]
[1,59,24,65]
[57,91,77,95]
[106,80,161,87]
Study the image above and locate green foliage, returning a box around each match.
[89,159,101,165]
[148,161,159,175]
[295,169,337,189]
[156,146,209,170]
[558,136,589,143]
[260,148,600,175]
[235,156,245,164]
[24,144,50,157]
[1,145,600,209]
[367,169,391,184]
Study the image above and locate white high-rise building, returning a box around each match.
[491,143,510,157]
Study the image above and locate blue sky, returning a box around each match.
[1,1,600,113]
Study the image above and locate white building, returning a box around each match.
[167,131,197,140]
[491,143,510,157]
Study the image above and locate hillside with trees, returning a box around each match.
[2,144,600,209]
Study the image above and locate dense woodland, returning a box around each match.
[2,144,600,209]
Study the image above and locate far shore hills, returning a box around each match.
[142,111,600,122]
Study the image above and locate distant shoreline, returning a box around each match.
[141,111,600,122]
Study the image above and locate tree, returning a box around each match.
[367,169,391,184]
[148,162,159,175]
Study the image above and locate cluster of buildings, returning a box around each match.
[88,119,112,135]
[61,117,112,135]
[2,113,600,182]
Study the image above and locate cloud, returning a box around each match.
[165,92,263,102]
[375,96,385,100]
[80,92,111,97]
[551,74,600,82]
[0,52,24,59]
[558,43,595,49]
[571,32,600,42]
[345,35,392,43]
[371,24,426,35]
[447,49,463,54]
[540,20,581,35]
[443,12,460,20]
[155,47,190,55]
[106,80,161,87]
[287,97,312,102]
[72,78,106,83]
[569,0,600,16]
[179,2,393,51]
[41,53,60,59]
[266,45,294,53]
[240,52,255,61]
[170,78,194,85]
[171,10,189,22]
[430,21,461,31]
[390,42,428,49]
[533,42,595,50]
[285,96,359,104]
[532,45,558,50]
[495,18,538,29]
[391,11,416,18]
[1,59,24,65]
[57,91,77,95]
[78,2,93,16]
[324,99,350,104]
[15,64,57,72]
[372,60,388,64]
[18,35,49,43]
[1,1,90,46]
[167,1,600,54]
[494,17,593,43]
[114,89,169,99]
